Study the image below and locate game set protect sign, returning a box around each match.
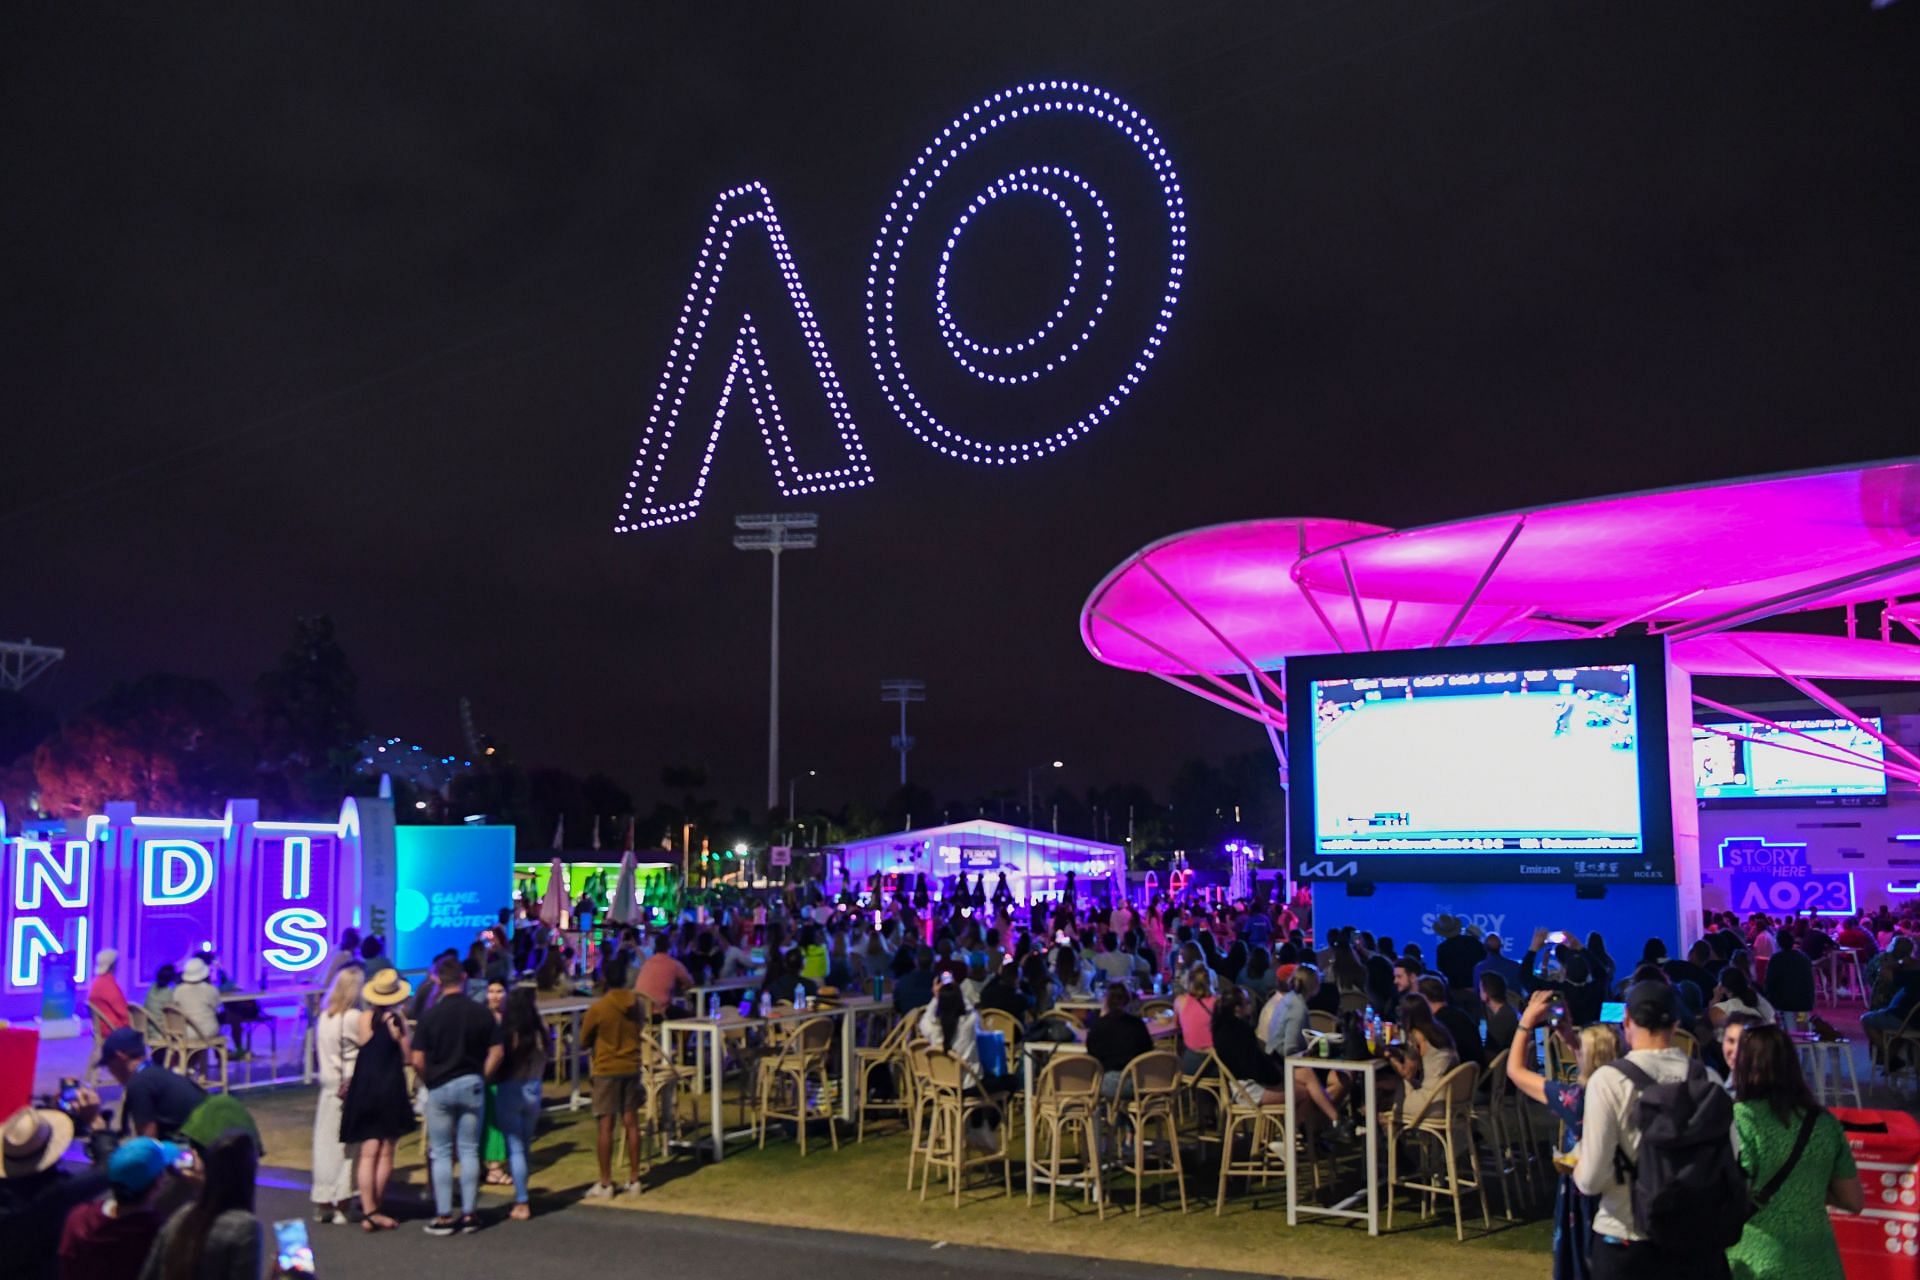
[612,81,1187,532]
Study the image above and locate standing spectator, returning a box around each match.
[340,969,413,1232]
[481,979,511,1190]
[1473,934,1526,998]
[324,928,363,986]
[1,1099,108,1280]
[169,958,222,1043]
[410,956,496,1234]
[1434,915,1481,997]
[358,935,394,978]
[137,1131,262,1280]
[310,966,362,1225]
[485,990,547,1222]
[579,953,645,1199]
[87,951,131,1033]
[1574,981,1740,1279]
[58,1137,175,1280]
[1763,932,1816,1024]
[1725,1024,1864,1280]
[98,1030,205,1141]
[1505,990,1620,1280]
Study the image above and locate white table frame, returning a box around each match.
[1020,1014,1179,1200]
[1284,1055,1383,1236]
[659,999,877,1162]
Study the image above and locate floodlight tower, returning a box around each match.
[880,678,925,787]
[0,639,64,691]
[734,513,818,812]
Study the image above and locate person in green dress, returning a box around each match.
[1726,1024,1865,1280]
[481,979,512,1186]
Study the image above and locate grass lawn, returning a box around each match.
[247,1083,1553,1280]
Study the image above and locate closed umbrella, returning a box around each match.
[539,856,569,928]
[609,849,638,925]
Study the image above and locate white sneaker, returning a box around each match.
[620,1180,644,1196]
[584,1183,615,1200]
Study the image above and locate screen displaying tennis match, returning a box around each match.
[1286,637,1677,885]
[1693,714,1887,807]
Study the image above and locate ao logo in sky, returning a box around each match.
[614,81,1187,531]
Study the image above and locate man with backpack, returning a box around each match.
[1575,981,1746,1279]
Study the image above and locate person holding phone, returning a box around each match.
[339,969,413,1232]
[1507,988,1620,1280]
[137,1130,262,1280]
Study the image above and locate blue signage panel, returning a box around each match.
[393,825,516,969]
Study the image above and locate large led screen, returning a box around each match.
[1287,636,1677,885]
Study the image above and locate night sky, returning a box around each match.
[3,4,1915,815]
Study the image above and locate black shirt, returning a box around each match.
[1481,1003,1520,1061]
[1436,936,1482,991]
[1434,1004,1483,1067]
[124,1061,206,1138]
[1084,1011,1154,1075]
[413,993,497,1088]
[0,1167,108,1280]
[1211,1014,1282,1088]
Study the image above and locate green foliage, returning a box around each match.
[34,673,254,817]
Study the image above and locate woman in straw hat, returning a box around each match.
[340,968,413,1231]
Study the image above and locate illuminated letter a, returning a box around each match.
[613,182,874,531]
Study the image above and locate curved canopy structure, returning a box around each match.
[1080,459,1920,781]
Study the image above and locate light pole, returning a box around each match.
[734,513,818,812]
[880,678,925,787]
[787,768,815,833]
[1026,760,1063,828]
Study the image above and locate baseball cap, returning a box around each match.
[1624,980,1682,1030]
[108,1138,183,1194]
[100,1027,147,1061]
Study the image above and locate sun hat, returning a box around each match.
[94,949,119,977]
[363,969,413,1006]
[1,1106,75,1178]
[101,1026,148,1062]
[180,957,211,983]
[108,1138,183,1194]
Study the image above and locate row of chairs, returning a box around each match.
[89,1004,232,1092]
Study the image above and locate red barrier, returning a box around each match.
[1831,1108,1920,1280]
[0,1025,39,1116]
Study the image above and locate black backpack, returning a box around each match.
[1607,1058,1753,1250]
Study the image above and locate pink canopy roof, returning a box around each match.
[1081,459,1920,692]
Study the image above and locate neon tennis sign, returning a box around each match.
[614,80,1187,531]
[0,799,364,1011]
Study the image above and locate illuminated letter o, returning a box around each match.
[866,81,1187,466]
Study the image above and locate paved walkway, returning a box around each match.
[257,1178,1307,1280]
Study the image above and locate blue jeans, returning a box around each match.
[426,1074,485,1218]
[492,1076,542,1205]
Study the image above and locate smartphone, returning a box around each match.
[1546,931,1568,947]
[1601,1001,1626,1024]
[272,1219,315,1277]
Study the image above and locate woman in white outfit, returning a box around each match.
[311,965,363,1223]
